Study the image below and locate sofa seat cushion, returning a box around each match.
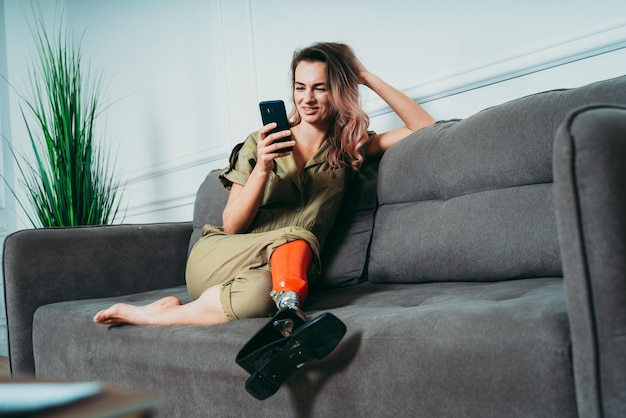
[32,278,575,417]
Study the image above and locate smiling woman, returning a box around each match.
[94,41,435,399]
[94,41,434,328]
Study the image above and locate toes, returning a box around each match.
[93,305,120,324]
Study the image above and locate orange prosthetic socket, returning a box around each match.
[270,240,312,310]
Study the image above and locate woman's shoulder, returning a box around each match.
[242,130,260,144]
[232,131,260,155]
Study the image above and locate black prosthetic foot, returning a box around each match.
[236,307,307,375]
[239,312,347,400]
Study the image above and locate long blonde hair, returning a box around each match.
[288,42,369,171]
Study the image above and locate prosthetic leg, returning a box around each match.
[269,239,311,319]
[236,240,347,400]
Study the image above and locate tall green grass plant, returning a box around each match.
[9,12,122,227]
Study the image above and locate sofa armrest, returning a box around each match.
[554,105,626,418]
[3,222,193,375]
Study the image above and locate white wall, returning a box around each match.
[0,0,625,355]
[0,0,16,358]
[4,0,626,224]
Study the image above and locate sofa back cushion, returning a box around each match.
[189,168,229,255]
[189,156,379,289]
[368,75,626,284]
[316,156,379,289]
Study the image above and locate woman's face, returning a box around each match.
[293,60,332,127]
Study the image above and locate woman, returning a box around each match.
[94,42,434,327]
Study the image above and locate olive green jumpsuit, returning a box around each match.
[186,131,361,320]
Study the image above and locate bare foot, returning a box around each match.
[93,296,182,326]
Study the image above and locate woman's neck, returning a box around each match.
[292,122,327,149]
[290,122,328,171]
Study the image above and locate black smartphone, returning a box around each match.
[259,100,293,153]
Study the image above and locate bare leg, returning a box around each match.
[93,285,228,326]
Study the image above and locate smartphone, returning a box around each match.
[259,100,293,153]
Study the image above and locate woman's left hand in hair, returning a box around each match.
[357,59,436,155]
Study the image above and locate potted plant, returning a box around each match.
[7,11,122,227]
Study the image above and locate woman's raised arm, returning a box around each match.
[359,63,435,155]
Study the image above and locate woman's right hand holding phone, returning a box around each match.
[257,122,295,172]
[222,123,294,233]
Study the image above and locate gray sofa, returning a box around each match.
[4,75,626,417]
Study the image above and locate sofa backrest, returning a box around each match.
[368,74,626,284]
